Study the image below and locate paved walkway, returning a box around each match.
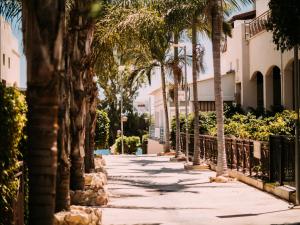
[102,155,300,225]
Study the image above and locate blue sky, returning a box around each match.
[10,19,26,88]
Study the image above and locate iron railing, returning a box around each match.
[245,10,271,39]
[269,135,295,186]
[181,133,295,185]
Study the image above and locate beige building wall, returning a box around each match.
[0,17,20,87]
[189,73,235,102]
[221,0,299,110]
[255,0,269,16]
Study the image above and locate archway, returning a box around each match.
[250,71,264,109]
[265,66,281,109]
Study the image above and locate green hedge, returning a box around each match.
[114,136,141,154]
[0,84,27,225]
[170,109,296,143]
[95,110,110,149]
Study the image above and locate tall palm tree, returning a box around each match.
[191,18,201,165]
[173,32,183,157]
[22,0,65,224]
[211,0,227,176]
[209,0,252,175]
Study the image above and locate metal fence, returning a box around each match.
[12,161,25,225]
[181,133,295,185]
[269,135,295,185]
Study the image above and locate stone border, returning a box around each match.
[208,162,296,203]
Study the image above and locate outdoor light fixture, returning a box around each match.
[172,43,189,163]
[119,65,126,155]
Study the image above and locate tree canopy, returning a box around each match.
[267,0,300,51]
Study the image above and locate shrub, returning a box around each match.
[114,135,141,154]
[0,84,27,225]
[224,103,244,118]
[223,110,296,141]
[170,114,186,149]
[170,109,296,142]
[95,110,110,149]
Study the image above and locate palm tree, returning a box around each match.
[22,1,65,224]
[173,32,183,157]
[209,0,252,176]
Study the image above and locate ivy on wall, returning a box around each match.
[0,83,27,225]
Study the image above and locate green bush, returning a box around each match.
[170,114,186,149]
[170,109,296,142]
[223,110,296,141]
[95,110,110,149]
[0,84,27,225]
[114,135,141,154]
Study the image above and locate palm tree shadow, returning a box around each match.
[217,209,292,218]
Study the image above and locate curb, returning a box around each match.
[209,162,296,203]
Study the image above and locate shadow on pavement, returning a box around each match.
[217,209,291,218]
[103,205,215,210]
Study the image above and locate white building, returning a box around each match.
[0,16,20,87]
[150,73,235,139]
[133,100,150,115]
[221,0,299,110]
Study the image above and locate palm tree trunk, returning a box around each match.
[84,69,97,172]
[69,0,95,190]
[211,0,228,176]
[192,18,201,165]
[160,65,170,152]
[55,63,71,212]
[173,32,181,156]
[55,10,71,212]
[23,0,64,223]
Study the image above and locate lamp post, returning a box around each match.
[119,65,126,155]
[172,43,189,162]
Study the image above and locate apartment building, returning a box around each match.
[0,16,20,87]
[221,0,299,110]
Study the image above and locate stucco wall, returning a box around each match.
[0,17,20,87]
[189,73,235,102]
[255,0,269,16]
[248,30,297,109]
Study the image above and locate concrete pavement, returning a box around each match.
[102,155,300,225]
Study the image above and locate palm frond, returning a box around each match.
[0,0,22,22]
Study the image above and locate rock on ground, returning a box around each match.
[85,173,107,189]
[54,205,102,225]
[70,189,109,206]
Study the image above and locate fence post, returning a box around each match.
[249,141,253,177]
[279,136,283,185]
[230,139,233,169]
[236,140,239,172]
[242,141,246,174]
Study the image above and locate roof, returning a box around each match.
[229,10,256,23]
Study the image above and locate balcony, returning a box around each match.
[245,10,271,40]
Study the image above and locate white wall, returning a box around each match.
[255,0,269,16]
[221,21,245,83]
[0,17,20,87]
[189,73,235,102]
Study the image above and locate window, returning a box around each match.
[8,57,10,68]
[2,54,5,66]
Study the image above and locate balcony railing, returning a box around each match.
[245,10,271,39]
